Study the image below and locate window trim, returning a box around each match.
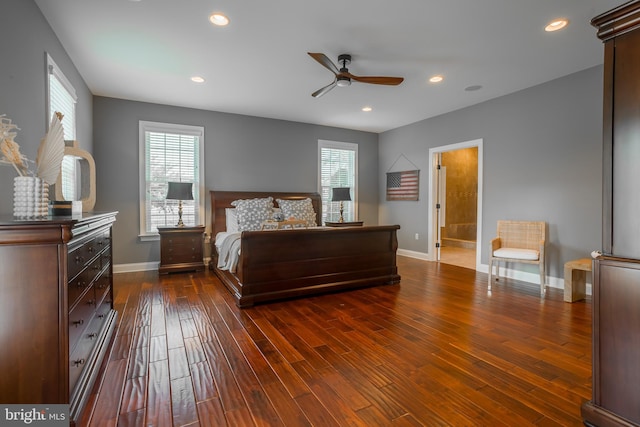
[138,121,205,240]
[46,53,77,139]
[318,139,358,224]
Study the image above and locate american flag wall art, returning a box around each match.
[386,170,420,201]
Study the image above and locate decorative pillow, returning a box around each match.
[225,208,239,233]
[276,198,317,227]
[230,197,274,231]
[272,207,284,222]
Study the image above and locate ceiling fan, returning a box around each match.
[307,52,404,98]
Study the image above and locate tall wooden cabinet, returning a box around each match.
[583,3,640,426]
[0,212,117,426]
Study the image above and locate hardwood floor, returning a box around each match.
[81,256,592,426]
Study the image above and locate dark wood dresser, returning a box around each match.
[158,225,205,273]
[0,212,117,425]
[583,3,640,426]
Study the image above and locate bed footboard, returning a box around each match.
[214,225,400,307]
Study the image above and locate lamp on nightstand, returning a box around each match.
[166,182,193,227]
[331,187,351,223]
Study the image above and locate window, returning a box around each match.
[318,140,358,224]
[46,53,76,141]
[139,121,204,238]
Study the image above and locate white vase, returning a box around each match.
[13,176,49,218]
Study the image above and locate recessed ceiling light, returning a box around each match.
[191,76,205,83]
[209,13,230,26]
[362,106,372,112]
[429,75,444,83]
[545,19,568,32]
[465,85,482,92]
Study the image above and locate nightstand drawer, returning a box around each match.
[164,245,201,263]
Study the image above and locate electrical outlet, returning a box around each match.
[415,233,419,240]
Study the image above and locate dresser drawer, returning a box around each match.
[94,229,111,252]
[95,280,113,321]
[68,312,107,391]
[68,235,103,281]
[68,256,101,308]
[68,242,88,281]
[69,284,97,352]
[68,268,91,308]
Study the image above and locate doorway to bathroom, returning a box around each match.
[428,139,483,270]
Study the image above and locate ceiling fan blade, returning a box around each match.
[312,80,337,98]
[308,52,340,75]
[348,74,404,86]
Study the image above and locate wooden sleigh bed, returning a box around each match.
[209,190,401,307]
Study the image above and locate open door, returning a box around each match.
[435,153,443,261]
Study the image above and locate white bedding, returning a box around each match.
[215,232,242,273]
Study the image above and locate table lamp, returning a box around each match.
[166,182,193,227]
[331,187,351,223]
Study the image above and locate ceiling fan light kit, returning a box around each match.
[336,76,351,87]
[308,52,404,98]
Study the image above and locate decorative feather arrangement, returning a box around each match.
[0,115,29,176]
[1,112,66,184]
[36,112,66,185]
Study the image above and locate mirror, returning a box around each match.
[53,140,96,211]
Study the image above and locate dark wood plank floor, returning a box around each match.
[81,256,592,426]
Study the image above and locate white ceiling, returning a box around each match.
[35,0,621,133]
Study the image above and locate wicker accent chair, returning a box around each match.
[488,220,546,295]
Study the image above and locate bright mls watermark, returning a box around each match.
[0,405,68,426]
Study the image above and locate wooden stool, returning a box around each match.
[564,258,591,302]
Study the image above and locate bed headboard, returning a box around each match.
[210,190,322,236]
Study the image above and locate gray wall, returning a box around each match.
[3,0,604,280]
[0,0,93,215]
[93,97,379,265]
[379,66,603,280]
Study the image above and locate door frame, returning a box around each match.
[427,139,483,269]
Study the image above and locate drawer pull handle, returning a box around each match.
[87,246,94,253]
[97,240,104,246]
[73,359,85,367]
[75,256,84,264]
[97,314,104,319]
[88,333,98,340]
[72,319,84,327]
[76,281,86,288]
[87,299,96,306]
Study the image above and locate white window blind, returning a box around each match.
[47,53,77,141]
[139,121,204,237]
[318,140,358,224]
[60,155,78,201]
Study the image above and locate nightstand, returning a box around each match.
[158,225,205,274]
[325,221,364,227]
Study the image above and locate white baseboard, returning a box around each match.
[114,257,211,274]
[114,262,158,273]
[397,249,430,260]
[397,251,592,295]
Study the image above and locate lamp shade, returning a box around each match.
[332,187,351,202]
[166,182,193,201]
